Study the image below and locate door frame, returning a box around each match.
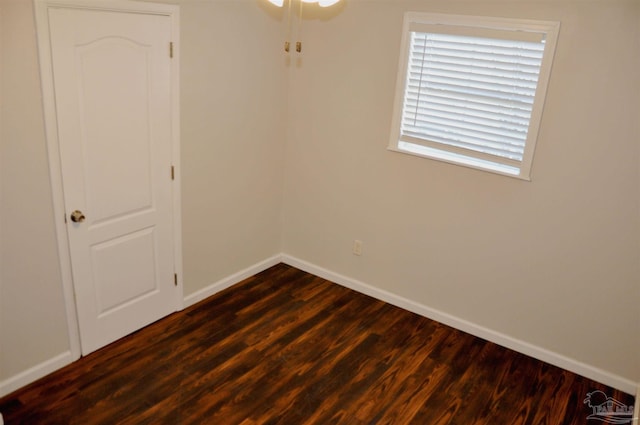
[34,0,183,361]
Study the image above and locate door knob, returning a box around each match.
[70,210,86,223]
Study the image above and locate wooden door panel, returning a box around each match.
[78,37,154,223]
[91,227,158,316]
[48,7,176,354]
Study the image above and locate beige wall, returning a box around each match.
[177,0,287,294]
[282,0,640,383]
[1,0,638,393]
[0,0,69,381]
[0,0,287,385]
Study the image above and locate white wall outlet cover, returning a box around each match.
[353,240,363,256]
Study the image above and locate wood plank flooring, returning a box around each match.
[0,263,634,424]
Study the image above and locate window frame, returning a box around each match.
[388,13,560,180]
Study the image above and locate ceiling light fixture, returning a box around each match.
[268,0,341,7]
[266,0,342,53]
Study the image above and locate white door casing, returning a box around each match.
[35,0,182,356]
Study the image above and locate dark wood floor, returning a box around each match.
[0,264,634,424]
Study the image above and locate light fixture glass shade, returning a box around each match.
[317,0,340,6]
[268,0,341,7]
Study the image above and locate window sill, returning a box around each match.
[388,141,531,181]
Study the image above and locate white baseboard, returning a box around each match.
[183,254,283,308]
[0,351,74,398]
[281,254,639,395]
[2,254,636,403]
[634,386,639,425]
[0,255,282,398]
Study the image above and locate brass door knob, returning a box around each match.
[70,210,86,223]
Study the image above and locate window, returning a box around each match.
[389,13,560,180]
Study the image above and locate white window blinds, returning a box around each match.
[389,14,560,179]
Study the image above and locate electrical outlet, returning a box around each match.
[353,240,363,256]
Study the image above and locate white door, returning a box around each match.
[48,7,178,355]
